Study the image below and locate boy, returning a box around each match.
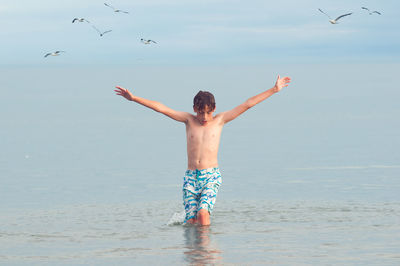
[115,75,291,226]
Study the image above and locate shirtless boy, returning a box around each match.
[115,75,291,226]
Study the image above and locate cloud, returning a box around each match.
[0,4,11,13]
[188,23,357,36]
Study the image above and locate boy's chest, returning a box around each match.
[186,123,223,144]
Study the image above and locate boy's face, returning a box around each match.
[194,105,215,126]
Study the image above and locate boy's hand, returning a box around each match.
[115,86,134,101]
[272,75,291,93]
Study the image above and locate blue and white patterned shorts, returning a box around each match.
[182,167,222,222]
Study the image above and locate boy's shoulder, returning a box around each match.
[214,112,225,119]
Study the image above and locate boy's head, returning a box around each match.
[193,90,216,125]
[193,90,215,111]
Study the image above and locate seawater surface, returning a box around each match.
[1,200,400,265]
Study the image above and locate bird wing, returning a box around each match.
[102,30,112,35]
[44,53,51,57]
[361,7,370,11]
[335,13,352,21]
[104,3,115,10]
[114,9,129,14]
[318,8,332,19]
[72,18,78,23]
[91,25,102,35]
[372,11,381,15]
[150,40,157,44]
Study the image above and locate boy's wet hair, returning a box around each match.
[193,91,215,111]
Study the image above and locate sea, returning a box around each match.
[1,63,399,265]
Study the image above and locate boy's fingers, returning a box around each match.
[114,88,128,94]
[115,86,128,92]
[115,86,131,93]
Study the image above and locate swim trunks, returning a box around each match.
[182,167,222,222]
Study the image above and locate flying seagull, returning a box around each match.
[318,8,353,24]
[72,18,90,23]
[44,51,65,58]
[361,7,382,15]
[141,38,157,44]
[91,25,112,36]
[104,3,129,14]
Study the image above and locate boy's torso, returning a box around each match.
[185,114,224,170]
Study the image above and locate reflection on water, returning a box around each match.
[183,225,222,265]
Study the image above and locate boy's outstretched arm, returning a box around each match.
[115,86,189,123]
[220,75,291,124]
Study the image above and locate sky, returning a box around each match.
[1,0,399,66]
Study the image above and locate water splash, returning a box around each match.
[167,210,186,226]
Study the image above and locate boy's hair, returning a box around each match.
[193,91,216,111]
